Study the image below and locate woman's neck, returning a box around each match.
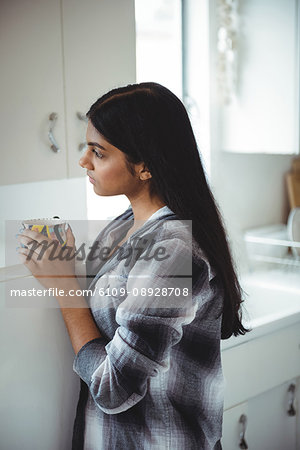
[127,192,166,227]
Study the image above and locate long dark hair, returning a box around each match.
[86,82,251,340]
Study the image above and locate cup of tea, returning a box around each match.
[21,218,69,248]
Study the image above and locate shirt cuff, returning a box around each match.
[73,337,108,385]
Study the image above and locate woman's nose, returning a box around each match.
[79,150,93,170]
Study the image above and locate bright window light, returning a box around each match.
[135,0,182,99]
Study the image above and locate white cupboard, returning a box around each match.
[247,380,298,449]
[221,323,300,449]
[0,0,67,184]
[222,402,249,450]
[222,378,300,450]
[0,274,79,450]
[0,0,136,185]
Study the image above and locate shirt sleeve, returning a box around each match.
[73,237,203,415]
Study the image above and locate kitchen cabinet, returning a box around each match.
[222,380,299,449]
[0,257,88,449]
[247,380,298,449]
[215,0,299,154]
[221,323,300,449]
[297,376,300,448]
[222,402,249,450]
[0,0,67,184]
[0,276,79,450]
[0,0,136,185]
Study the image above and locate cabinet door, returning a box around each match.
[296,376,300,450]
[0,277,79,450]
[0,0,67,185]
[247,380,297,450]
[218,0,299,154]
[62,0,136,178]
[221,402,249,450]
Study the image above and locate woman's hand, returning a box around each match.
[17,226,77,291]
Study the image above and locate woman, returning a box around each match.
[18,82,250,449]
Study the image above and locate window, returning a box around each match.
[135,0,210,175]
[135,0,182,99]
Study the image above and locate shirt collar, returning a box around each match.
[126,204,175,222]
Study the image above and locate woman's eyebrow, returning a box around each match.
[87,141,108,151]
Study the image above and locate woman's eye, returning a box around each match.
[91,148,103,159]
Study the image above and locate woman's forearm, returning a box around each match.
[56,279,102,355]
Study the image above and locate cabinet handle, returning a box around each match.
[48,113,60,153]
[287,383,296,416]
[77,112,88,151]
[238,414,248,449]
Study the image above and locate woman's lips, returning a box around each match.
[87,173,96,184]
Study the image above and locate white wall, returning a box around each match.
[210,152,295,275]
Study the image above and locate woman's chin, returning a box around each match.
[94,187,112,196]
[92,184,121,196]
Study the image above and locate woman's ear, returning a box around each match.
[138,164,152,181]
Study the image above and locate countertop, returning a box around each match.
[221,267,300,350]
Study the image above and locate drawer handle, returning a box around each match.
[48,113,60,153]
[77,112,88,151]
[287,383,296,416]
[239,414,248,449]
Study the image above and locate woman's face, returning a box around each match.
[79,120,144,196]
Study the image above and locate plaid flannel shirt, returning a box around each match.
[72,205,225,450]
